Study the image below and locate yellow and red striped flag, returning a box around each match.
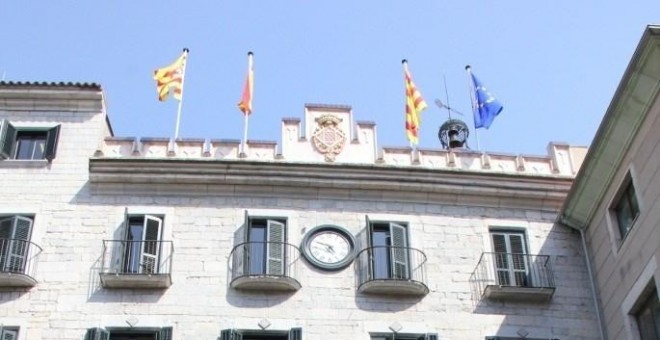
[403,60,428,145]
[238,52,254,115]
[153,49,188,102]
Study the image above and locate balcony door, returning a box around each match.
[246,218,286,276]
[491,231,528,287]
[369,221,409,280]
[123,215,162,274]
[0,216,33,273]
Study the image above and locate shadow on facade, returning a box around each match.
[225,290,295,308]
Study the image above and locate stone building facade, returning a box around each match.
[0,81,600,339]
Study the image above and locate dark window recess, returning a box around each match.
[219,328,301,340]
[613,179,640,239]
[84,327,172,340]
[0,120,60,161]
[636,288,660,340]
[370,333,438,340]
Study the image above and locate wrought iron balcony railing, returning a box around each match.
[229,241,302,291]
[470,252,555,302]
[0,238,42,286]
[356,245,428,296]
[100,240,173,288]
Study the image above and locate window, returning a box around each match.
[0,215,34,273]
[635,288,660,340]
[85,327,172,340]
[122,214,163,274]
[0,327,19,340]
[233,215,287,277]
[612,178,640,240]
[219,328,301,340]
[0,120,60,161]
[370,333,437,340]
[491,230,528,287]
[368,219,409,280]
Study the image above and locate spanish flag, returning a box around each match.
[238,52,254,115]
[403,60,427,145]
[153,49,188,102]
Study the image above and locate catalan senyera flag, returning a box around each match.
[153,50,187,102]
[238,52,254,115]
[403,61,428,145]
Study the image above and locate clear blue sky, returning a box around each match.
[1,2,658,155]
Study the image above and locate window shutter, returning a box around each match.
[158,327,173,340]
[389,222,409,279]
[44,124,60,161]
[0,120,16,159]
[356,216,371,284]
[288,327,302,340]
[219,329,242,340]
[0,217,13,271]
[141,215,162,274]
[266,220,285,275]
[84,328,108,340]
[233,211,249,278]
[425,333,438,340]
[8,216,33,273]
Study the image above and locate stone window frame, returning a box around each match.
[605,169,644,254]
[621,259,659,340]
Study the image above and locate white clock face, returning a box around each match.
[309,231,351,265]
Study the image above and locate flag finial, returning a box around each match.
[401,59,408,64]
[183,48,189,53]
[465,65,471,70]
[247,51,254,56]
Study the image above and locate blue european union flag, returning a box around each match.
[471,72,503,129]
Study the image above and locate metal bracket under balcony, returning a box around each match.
[229,242,301,292]
[356,246,429,296]
[470,252,556,302]
[99,240,173,289]
[0,238,41,287]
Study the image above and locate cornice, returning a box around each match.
[89,158,573,211]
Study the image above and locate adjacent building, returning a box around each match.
[559,25,660,340]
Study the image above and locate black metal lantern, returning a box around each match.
[438,119,469,149]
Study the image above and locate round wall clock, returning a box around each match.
[301,225,357,270]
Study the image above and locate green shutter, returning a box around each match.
[0,120,16,159]
[1,328,18,340]
[220,329,242,340]
[266,220,285,275]
[389,222,409,279]
[44,124,60,161]
[426,333,438,340]
[84,328,108,340]
[0,217,13,270]
[8,216,33,272]
[288,327,302,340]
[158,327,173,340]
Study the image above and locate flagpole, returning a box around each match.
[174,48,189,140]
[241,52,254,155]
[465,65,480,151]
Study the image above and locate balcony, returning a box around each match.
[356,246,428,296]
[470,252,555,302]
[229,241,301,291]
[99,240,173,289]
[0,238,42,287]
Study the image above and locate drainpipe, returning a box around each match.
[579,228,607,340]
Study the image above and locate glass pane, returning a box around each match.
[372,229,390,279]
[124,224,143,273]
[15,138,34,160]
[249,226,266,275]
[33,139,45,159]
